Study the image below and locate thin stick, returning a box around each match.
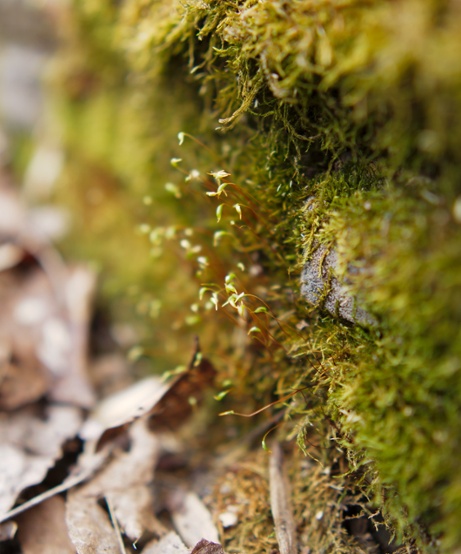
[0,470,89,524]
[105,495,126,554]
[269,442,298,554]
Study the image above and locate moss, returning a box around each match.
[48,0,461,551]
[296,178,461,548]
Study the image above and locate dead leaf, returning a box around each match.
[66,418,161,548]
[0,263,95,410]
[0,183,221,553]
[0,450,108,526]
[190,538,226,554]
[148,351,217,432]
[79,377,167,446]
[166,488,220,547]
[269,442,297,554]
[66,491,121,554]
[16,496,75,554]
[0,403,82,516]
[0,270,52,409]
[142,531,188,554]
[0,180,95,410]
[81,345,216,450]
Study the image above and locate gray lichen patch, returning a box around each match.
[301,245,376,327]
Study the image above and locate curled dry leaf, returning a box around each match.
[2,343,217,530]
[81,346,217,451]
[80,376,167,446]
[269,442,298,554]
[0,403,82,516]
[148,352,217,432]
[0,443,109,525]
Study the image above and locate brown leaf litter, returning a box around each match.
[0,177,227,553]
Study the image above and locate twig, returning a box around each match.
[269,442,298,554]
[105,495,126,554]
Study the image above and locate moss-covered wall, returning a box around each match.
[50,0,461,551]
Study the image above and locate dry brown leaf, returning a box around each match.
[142,531,188,554]
[0,180,95,411]
[106,485,158,542]
[166,488,220,547]
[0,403,82,516]
[269,442,297,554]
[148,353,217,432]
[16,496,75,554]
[66,491,121,554]
[190,538,226,554]
[0,446,108,526]
[81,346,216,450]
[80,377,167,446]
[66,418,161,549]
[0,270,52,409]
[0,263,95,410]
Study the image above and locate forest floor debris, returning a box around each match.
[0,175,226,553]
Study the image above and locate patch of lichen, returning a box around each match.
[49,0,461,551]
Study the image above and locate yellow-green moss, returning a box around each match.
[49,0,461,551]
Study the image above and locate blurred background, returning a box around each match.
[0,0,56,134]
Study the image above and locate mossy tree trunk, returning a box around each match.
[49,1,461,551]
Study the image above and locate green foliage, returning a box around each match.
[52,0,461,551]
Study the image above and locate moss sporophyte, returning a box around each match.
[50,0,461,551]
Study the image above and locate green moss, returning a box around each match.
[296,178,461,548]
[49,0,461,550]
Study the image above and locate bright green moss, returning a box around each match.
[50,0,461,550]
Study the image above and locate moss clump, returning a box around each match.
[49,0,461,551]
